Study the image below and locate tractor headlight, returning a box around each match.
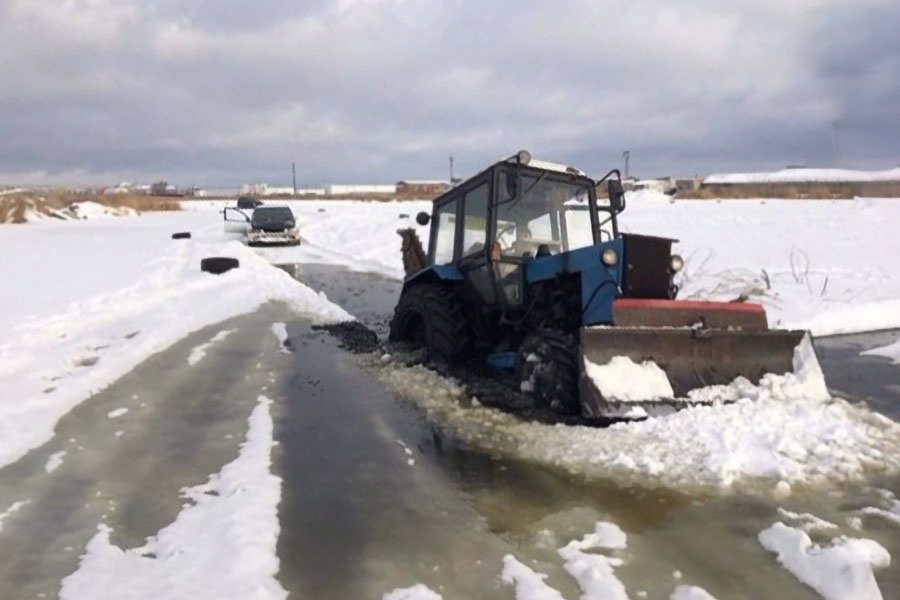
[670,254,684,273]
[601,248,618,266]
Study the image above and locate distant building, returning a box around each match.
[241,183,318,196]
[103,182,134,195]
[193,187,243,198]
[324,184,396,196]
[294,188,326,197]
[633,178,670,193]
[150,181,179,196]
[395,180,451,197]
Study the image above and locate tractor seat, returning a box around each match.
[509,240,556,258]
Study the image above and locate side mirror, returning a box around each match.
[416,211,431,226]
[608,179,625,212]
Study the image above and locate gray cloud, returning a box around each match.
[0,0,897,187]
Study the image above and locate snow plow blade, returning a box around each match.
[578,326,808,419]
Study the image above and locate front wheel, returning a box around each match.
[389,283,470,366]
[515,329,581,415]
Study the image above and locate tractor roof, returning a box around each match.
[511,156,587,177]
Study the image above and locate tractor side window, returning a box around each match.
[563,208,596,249]
[461,183,489,257]
[433,201,457,264]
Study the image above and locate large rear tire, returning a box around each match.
[389,283,470,366]
[515,329,581,415]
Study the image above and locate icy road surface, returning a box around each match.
[1,295,896,599]
[0,291,896,598]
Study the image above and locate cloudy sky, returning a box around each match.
[0,0,897,187]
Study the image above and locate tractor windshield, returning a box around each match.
[494,169,596,258]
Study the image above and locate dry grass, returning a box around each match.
[0,191,181,223]
[51,191,183,212]
[681,181,900,200]
[0,196,47,223]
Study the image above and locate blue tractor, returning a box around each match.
[389,151,807,418]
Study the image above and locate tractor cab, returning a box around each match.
[415,151,626,313]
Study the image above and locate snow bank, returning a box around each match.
[376,350,900,490]
[57,201,137,220]
[1,198,137,223]
[0,212,351,469]
[758,522,890,600]
[380,336,893,491]
[59,396,287,600]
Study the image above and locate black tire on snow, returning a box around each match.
[515,329,581,415]
[389,283,469,365]
[172,231,191,239]
[200,257,240,275]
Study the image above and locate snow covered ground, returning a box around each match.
[0,208,351,468]
[620,193,900,336]
[1,195,899,599]
[3,195,900,481]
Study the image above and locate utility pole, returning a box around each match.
[449,155,455,183]
[831,121,840,165]
[622,150,631,178]
[292,162,297,196]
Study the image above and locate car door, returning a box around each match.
[223,207,251,235]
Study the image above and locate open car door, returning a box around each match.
[223,206,251,235]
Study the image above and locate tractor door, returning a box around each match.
[456,177,498,305]
[487,167,530,308]
[427,194,460,265]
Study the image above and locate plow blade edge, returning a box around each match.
[578,326,808,419]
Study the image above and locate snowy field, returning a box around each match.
[1,194,900,599]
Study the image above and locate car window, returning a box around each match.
[253,207,293,221]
